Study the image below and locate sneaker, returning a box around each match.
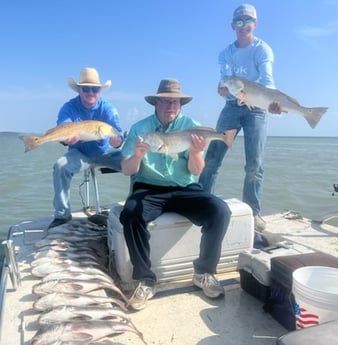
[128,282,156,311]
[48,216,72,229]
[254,215,266,232]
[193,273,224,298]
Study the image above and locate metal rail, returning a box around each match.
[1,240,21,289]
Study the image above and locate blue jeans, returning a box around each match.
[52,148,122,219]
[119,182,231,285]
[199,101,267,216]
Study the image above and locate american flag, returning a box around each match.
[294,303,319,328]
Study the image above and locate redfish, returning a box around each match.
[221,76,327,128]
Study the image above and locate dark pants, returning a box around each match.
[119,182,231,285]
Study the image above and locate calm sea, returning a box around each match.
[1,132,338,267]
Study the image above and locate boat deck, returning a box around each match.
[1,209,338,345]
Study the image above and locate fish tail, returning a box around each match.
[223,129,237,148]
[303,107,328,129]
[19,135,41,152]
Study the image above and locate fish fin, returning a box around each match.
[185,126,216,132]
[304,107,328,129]
[277,91,302,106]
[19,135,41,152]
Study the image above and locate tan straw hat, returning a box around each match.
[67,67,112,93]
[145,78,192,105]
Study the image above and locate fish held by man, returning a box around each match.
[139,126,236,156]
[19,120,119,152]
[220,76,328,129]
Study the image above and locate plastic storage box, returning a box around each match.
[108,198,254,283]
[238,244,314,303]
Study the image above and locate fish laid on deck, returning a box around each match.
[33,292,127,312]
[139,126,236,157]
[37,305,131,325]
[31,320,146,345]
[41,270,114,286]
[220,76,328,128]
[32,278,129,302]
[19,120,119,152]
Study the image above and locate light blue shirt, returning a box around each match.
[122,112,200,187]
[219,36,275,100]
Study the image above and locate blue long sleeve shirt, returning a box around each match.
[57,96,124,156]
[219,36,275,100]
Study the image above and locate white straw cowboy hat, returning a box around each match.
[145,78,192,106]
[67,67,112,93]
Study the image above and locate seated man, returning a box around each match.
[48,67,124,229]
[119,78,232,311]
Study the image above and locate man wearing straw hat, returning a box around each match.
[48,67,124,229]
[119,78,231,311]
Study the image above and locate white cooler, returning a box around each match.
[108,198,254,283]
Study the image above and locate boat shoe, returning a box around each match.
[193,273,224,298]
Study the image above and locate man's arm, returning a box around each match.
[188,135,207,176]
[121,140,149,176]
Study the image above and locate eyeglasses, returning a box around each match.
[81,86,101,93]
[233,18,255,28]
[157,98,180,106]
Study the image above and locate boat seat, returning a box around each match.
[83,166,119,214]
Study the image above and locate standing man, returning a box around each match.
[199,4,281,231]
[119,78,231,310]
[48,67,124,229]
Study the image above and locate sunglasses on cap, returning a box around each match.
[81,86,101,93]
[233,18,255,28]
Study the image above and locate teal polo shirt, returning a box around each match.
[122,112,201,187]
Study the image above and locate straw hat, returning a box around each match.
[145,78,192,105]
[67,67,112,93]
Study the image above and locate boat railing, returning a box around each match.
[0,259,8,344]
[1,240,21,289]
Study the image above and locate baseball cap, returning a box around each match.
[233,4,257,20]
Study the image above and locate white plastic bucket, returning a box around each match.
[292,266,338,329]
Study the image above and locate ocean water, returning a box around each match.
[1,132,338,266]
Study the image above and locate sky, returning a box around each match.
[1,0,337,137]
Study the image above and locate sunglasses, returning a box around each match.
[81,86,101,93]
[157,98,180,106]
[233,18,256,28]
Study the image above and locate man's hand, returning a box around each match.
[268,101,286,114]
[218,81,230,97]
[109,136,123,148]
[64,135,80,145]
[134,139,150,159]
[190,134,207,154]
[188,135,206,175]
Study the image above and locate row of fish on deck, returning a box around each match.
[29,219,146,345]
